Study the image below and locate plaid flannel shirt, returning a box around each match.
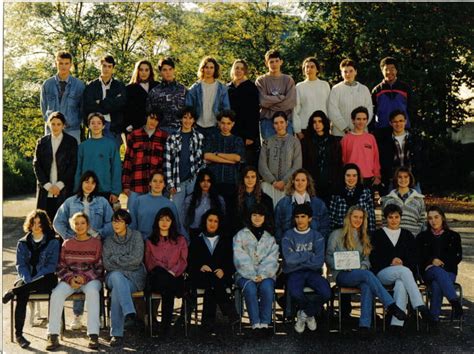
[164,129,204,192]
[329,188,376,233]
[122,127,168,193]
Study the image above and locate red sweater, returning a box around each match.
[341,132,381,178]
[144,236,188,277]
[57,236,103,283]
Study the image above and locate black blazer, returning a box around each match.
[124,81,158,131]
[83,78,127,133]
[33,132,78,209]
[370,228,417,275]
[416,229,462,276]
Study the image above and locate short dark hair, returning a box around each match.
[380,56,398,70]
[393,167,416,188]
[100,55,116,67]
[302,57,321,73]
[146,108,162,120]
[199,208,223,235]
[383,204,403,218]
[340,58,357,70]
[148,170,166,184]
[158,57,175,70]
[265,49,281,62]
[293,203,313,218]
[76,170,100,201]
[180,106,196,121]
[389,109,407,122]
[47,111,66,125]
[55,51,72,61]
[342,163,363,187]
[198,56,220,79]
[351,106,369,120]
[23,209,54,234]
[87,112,105,126]
[246,203,273,234]
[217,109,236,122]
[112,209,132,225]
[272,111,288,122]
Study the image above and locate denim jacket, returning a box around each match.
[185,81,230,126]
[53,195,114,239]
[40,75,85,131]
[16,232,60,284]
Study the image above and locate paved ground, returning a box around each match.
[2,194,474,353]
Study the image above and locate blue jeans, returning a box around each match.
[106,271,139,337]
[237,277,274,326]
[423,266,457,320]
[260,119,294,140]
[287,270,331,317]
[171,177,196,224]
[337,269,395,328]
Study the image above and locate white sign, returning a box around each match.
[334,251,361,270]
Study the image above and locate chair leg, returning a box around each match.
[147,296,153,338]
[184,296,188,337]
[273,293,276,334]
[338,291,342,333]
[239,290,243,335]
[11,298,15,342]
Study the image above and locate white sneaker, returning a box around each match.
[251,323,261,329]
[294,310,307,334]
[70,315,83,330]
[259,323,268,329]
[306,316,317,331]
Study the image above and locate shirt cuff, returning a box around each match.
[55,181,65,190]
[43,183,53,191]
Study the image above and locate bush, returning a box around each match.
[3,149,36,197]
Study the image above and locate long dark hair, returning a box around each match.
[426,205,450,231]
[199,208,224,236]
[237,166,264,211]
[23,209,55,235]
[186,168,223,226]
[129,60,155,84]
[305,110,331,138]
[340,163,364,190]
[76,170,100,202]
[149,207,180,245]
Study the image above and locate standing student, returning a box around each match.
[83,55,126,148]
[341,106,381,189]
[301,110,342,205]
[186,56,230,138]
[46,212,103,351]
[144,208,188,335]
[233,204,279,331]
[282,203,331,334]
[124,60,158,134]
[293,57,330,140]
[147,57,187,136]
[227,59,261,167]
[74,113,122,204]
[122,109,168,210]
[326,206,407,338]
[259,111,302,207]
[416,206,463,322]
[40,50,85,143]
[33,111,78,222]
[255,49,297,139]
[328,59,373,138]
[165,106,205,221]
[2,210,60,349]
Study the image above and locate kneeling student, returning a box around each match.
[282,203,331,334]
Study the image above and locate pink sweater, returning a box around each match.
[144,236,188,277]
[341,132,381,178]
[57,237,103,283]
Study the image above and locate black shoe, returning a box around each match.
[387,303,408,321]
[389,325,404,338]
[88,334,99,350]
[124,312,136,328]
[2,290,14,304]
[109,336,123,347]
[16,335,30,349]
[45,334,60,351]
[450,299,463,319]
[417,305,436,323]
[358,326,373,341]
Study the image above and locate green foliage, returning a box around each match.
[3,149,36,197]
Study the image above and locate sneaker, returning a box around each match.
[259,323,269,329]
[109,336,123,347]
[306,316,317,331]
[16,335,30,349]
[45,334,60,351]
[2,290,14,304]
[386,303,408,321]
[70,315,83,330]
[450,299,464,319]
[251,323,261,329]
[88,334,99,350]
[294,310,307,334]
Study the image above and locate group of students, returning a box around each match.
[3,48,462,350]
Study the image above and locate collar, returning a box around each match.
[51,132,64,141]
[55,74,71,83]
[343,81,358,87]
[293,227,311,235]
[100,76,113,86]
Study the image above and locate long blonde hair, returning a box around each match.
[284,168,316,196]
[341,206,372,256]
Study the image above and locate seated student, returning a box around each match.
[377,109,422,196]
[416,206,463,323]
[184,168,225,238]
[341,106,381,189]
[2,210,60,349]
[281,203,331,334]
[382,167,426,236]
[233,204,279,332]
[326,206,407,338]
[188,209,239,333]
[144,208,188,335]
[275,168,330,244]
[129,171,182,241]
[165,106,205,222]
[370,204,434,334]
[103,209,146,347]
[46,212,103,351]
[259,111,302,207]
